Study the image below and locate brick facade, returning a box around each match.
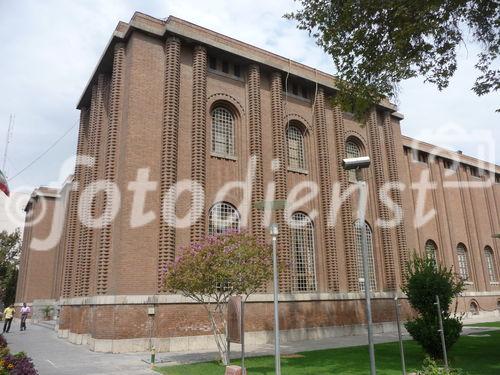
[16,12,500,352]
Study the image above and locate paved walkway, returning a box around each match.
[4,317,499,374]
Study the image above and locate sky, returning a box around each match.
[0,0,498,232]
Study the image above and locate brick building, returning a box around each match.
[16,12,500,352]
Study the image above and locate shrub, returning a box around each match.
[1,353,37,375]
[416,357,467,374]
[403,254,465,359]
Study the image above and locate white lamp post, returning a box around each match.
[342,156,376,375]
[269,223,281,375]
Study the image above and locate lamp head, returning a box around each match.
[342,156,371,170]
[269,223,279,237]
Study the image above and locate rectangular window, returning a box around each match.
[417,151,428,163]
[209,56,217,70]
[233,64,240,77]
[443,159,453,170]
[222,60,229,74]
[292,83,299,96]
[495,174,500,184]
[301,86,308,99]
[470,166,480,178]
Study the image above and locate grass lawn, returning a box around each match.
[465,321,500,328]
[155,326,500,375]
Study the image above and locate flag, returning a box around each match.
[0,170,9,196]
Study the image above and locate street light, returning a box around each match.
[342,156,376,375]
[254,200,287,375]
[269,223,281,375]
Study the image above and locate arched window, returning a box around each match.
[208,202,240,235]
[287,123,306,170]
[469,300,479,315]
[484,246,497,283]
[211,107,235,156]
[346,138,362,182]
[425,240,438,266]
[457,243,470,281]
[354,220,377,292]
[290,212,316,292]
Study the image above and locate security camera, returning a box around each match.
[342,156,371,170]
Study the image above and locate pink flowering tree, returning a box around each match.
[163,230,273,364]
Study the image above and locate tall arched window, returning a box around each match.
[457,243,470,281]
[346,138,362,182]
[208,202,240,235]
[211,107,235,156]
[287,123,306,170]
[425,240,438,266]
[484,246,497,283]
[290,212,317,292]
[354,220,377,291]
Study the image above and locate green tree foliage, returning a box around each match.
[286,1,500,119]
[163,231,273,364]
[403,254,465,359]
[0,229,21,306]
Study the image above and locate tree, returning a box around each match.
[403,253,465,359]
[286,1,500,119]
[0,229,21,306]
[163,230,273,365]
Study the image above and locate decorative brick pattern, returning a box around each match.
[62,108,89,298]
[367,110,396,290]
[247,64,265,242]
[158,37,181,292]
[190,45,208,243]
[270,72,291,292]
[97,43,125,295]
[75,84,98,297]
[332,106,359,291]
[382,111,408,285]
[313,88,339,291]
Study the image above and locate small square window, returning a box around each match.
[209,56,217,70]
[222,60,229,74]
[443,159,458,171]
[470,166,480,178]
[301,86,308,99]
[417,151,428,163]
[233,64,240,77]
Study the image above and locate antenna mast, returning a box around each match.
[2,114,14,174]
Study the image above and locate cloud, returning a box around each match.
[0,0,497,232]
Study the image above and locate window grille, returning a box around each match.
[484,246,497,283]
[425,240,437,266]
[287,124,306,170]
[346,140,362,182]
[457,244,470,281]
[208,202,240,235]
[290,212,317,292]
[211,107,235,156]
[354,220,377,292]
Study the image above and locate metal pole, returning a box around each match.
[241,298,246,375]
[358,177,376,375]
[394,297,406,375]
[435,295,448,370]
[271,231,281,375]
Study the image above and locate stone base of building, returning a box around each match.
[55,292,500,353]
